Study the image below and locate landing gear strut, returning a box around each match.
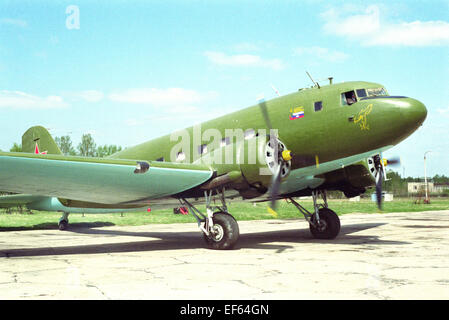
[288,190,340,239]
[181,189,239,250]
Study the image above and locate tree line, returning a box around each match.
[9,133,122,158]
[383,170,449,197]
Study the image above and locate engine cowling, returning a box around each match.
[239,135,291,184]
[366,154,383,180]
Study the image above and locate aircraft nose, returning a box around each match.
[369,96,427,146]
[399,97,427,128]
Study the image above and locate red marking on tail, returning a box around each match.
[34,142,47,155]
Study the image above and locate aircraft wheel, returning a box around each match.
[309,208,340,239]
[58,220,69,231]
[203,212,239,250]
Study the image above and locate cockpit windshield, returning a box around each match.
[366,87,388,97]
[341,87,388,106]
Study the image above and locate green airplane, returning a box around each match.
[0,80,427,249]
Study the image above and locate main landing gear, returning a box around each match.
[288,190,341,239]
[181,189,340,249]
[58,212,70,230]
[181,189,239,250]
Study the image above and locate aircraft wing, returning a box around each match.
[0,152,213,204]
[0,194,48,208]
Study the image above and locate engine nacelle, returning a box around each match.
[239,135,291,185]
[318,155,379,198]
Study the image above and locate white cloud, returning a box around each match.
[293,46,349,63]
[321,5,449,46]
[108,87,216,107]
[322,5,380,37]
[0,18,27,28]
[0,91,68,109]
[369,20,449,46]
[70,90,104,102]
[204,51,285,70]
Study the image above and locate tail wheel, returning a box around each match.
[203,212,240,250]
[309,208,340,239]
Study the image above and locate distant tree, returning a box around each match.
[433,174,449,184]
[55,135,76,156]
[77,134,97,157]
[383,170,407,196]
[10,142,22,152]
[96,145,122,158]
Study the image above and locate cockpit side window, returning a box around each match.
[341,91,357,106]
[356,89,367,98]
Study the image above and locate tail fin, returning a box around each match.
[22,126,62,155]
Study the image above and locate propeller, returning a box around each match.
[257,95,291,217]
[385,158,401,166]
[374,155,401,210]
[375,162,384,210]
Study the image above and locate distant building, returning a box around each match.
[434,183,449,193]
[408,182,449,194]
[408,182,432,194]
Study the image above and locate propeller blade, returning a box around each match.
[267,206,278,218]
[267,164,281,217]
[386,157,401,166]
[258,95,280,216]
[258,95,278,158]
[375,167,383,210]
[258,94,279,173]
[258,96,272,131]
[257,94,289,218]
[270,164,282,207]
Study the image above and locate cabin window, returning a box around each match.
[156,157,164,162]
[341,91,357,106]
[198,144,207,155]
[356,89,367,98]
[176,151,186,161]
[220,137,231,147]
[244,129,255,140]
[314,101,323,112]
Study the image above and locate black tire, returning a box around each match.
[309,208,340,239]
[203,212,240,250]
[58,220,68,231]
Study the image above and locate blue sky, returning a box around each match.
[0,0,448,177]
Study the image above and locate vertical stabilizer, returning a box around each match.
[22,126,62,155]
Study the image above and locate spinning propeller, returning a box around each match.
[374,155,401,210]
[258,95,292,217]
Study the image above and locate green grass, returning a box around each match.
[0,198,448,231]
